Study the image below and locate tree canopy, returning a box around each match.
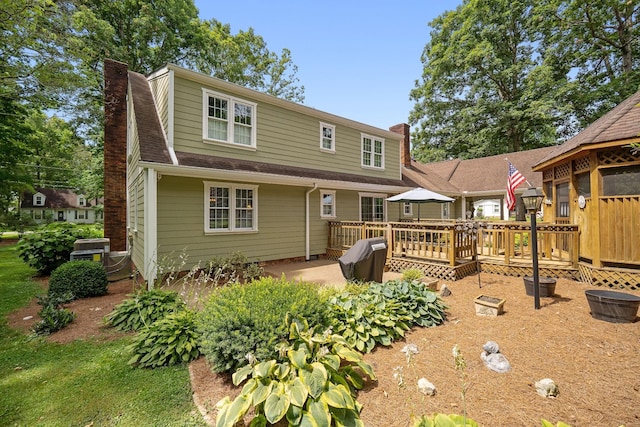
[1,0,305,210]
[410,0,640,162]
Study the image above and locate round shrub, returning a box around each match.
[48,260,108,300]
[105,289,186,332]
[127,310,200,368]
[197,276,330,373]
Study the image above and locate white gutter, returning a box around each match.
[140,161,408,193]
[305,184,318,261]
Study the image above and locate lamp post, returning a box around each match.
[521,187,545,309]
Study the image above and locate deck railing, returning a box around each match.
[327,220,579,267]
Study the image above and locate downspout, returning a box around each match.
[305,184,318,261]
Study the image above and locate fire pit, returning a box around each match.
[585,290,640,323]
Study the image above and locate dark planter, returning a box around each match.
[523,276,557,297]
[585,290,640,323]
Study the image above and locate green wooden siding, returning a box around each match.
[129,173,145,276]
[154,176,378,269]
[148,72,170,135]
[171,76,401,181]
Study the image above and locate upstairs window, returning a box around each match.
[403,202,412,216]
[320,123,335,152]
[78,196,86,206]
[203,89,256,148]
[34,195,44,206]
[361,134,384,169]
[320,191,336,218]
[204,182,258,233]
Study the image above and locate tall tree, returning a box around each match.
[409,0,563,162]
[537,0,640,127]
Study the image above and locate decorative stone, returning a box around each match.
[474,295,506,316]
[417,377,436,396]
[420,278,439,291]
[440,284,452,296]
[480,341,511,373]
[535,378,559,398]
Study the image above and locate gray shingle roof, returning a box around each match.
[534,90,640,168]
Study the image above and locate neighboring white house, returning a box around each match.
[20,188,103,224]
[473,199,502,219]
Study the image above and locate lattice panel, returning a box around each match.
[479,262,579,280]
[543,169,554,181]
[326,249,345,261]
[573,156,590,172]
[388,258,477,281]
[554,163,570,179]
[578,263,640,290]
[598,148,639,166]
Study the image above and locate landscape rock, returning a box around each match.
[480,340,511,373]
[440,284,452,296]
[535,378,559,398]
[417,377,436,396]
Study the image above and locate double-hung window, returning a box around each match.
[205,182,258,233]
[403,202,412,216]
[203,89,256,148]
[320,190,336,218]
[320,123,335,152]
[360,193,386,222]
[361,134,384,169]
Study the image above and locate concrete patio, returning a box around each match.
[262,259,403,287]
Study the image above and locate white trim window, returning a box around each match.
[204,182,258,233]
[359,193,386,222]
[320,122,335,152]
[203,89,257,148]
[34,194,44,206]
[403,202,412,216]
[361,134,384,169]
[320,190,336,218]
[78,196,86,206]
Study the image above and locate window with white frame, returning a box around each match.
[403,202,412,216]
[34,195,43,206]
[320,123,335,152]
[360,193,386,222]
[78,196,86,206]
[203,89,256,148]
[320,190,336,218]
[361,134,384,169]
[205,182,258,232]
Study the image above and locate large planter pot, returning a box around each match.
[523,276,557,297]
[474,295,506,317]
[585,290,640,323]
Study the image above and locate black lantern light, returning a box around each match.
[521,187,545,309]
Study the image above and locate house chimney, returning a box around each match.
[103,59,128,252]
[389,123,411,168]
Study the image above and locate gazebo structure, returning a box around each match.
[532,90,640,290]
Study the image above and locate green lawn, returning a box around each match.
[0,244,207,426]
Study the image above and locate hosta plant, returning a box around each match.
[32,293,76,336]
[327,279,447,352]
[104,289,185,332]
[215,315,376,427]
[412,413,479,427]
[127,310,200,368]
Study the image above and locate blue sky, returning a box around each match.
[194,0,462,131]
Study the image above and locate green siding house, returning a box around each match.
[103,60,409,285]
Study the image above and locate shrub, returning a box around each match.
[206,251,263,283]
[216,315,376,427]
[105,289,186,332]
[412,414,478,427]
[32,293,76,336]
[127,310,200,368]
[48,260,108,300]
[327,279,448,353]
[198,276,330,373]
[17,223,103,274]
[401,268,424,281]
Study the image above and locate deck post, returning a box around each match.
[449,227,456,266]
[386,223,393,262]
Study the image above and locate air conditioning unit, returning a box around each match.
[70,248,105,264]
[74,238,110,254]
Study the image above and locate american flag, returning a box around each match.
[506,161,526,211]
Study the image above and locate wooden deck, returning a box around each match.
[327,220,581,281]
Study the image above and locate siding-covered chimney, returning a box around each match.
[389,123,411,168]
[103,59,128,251]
